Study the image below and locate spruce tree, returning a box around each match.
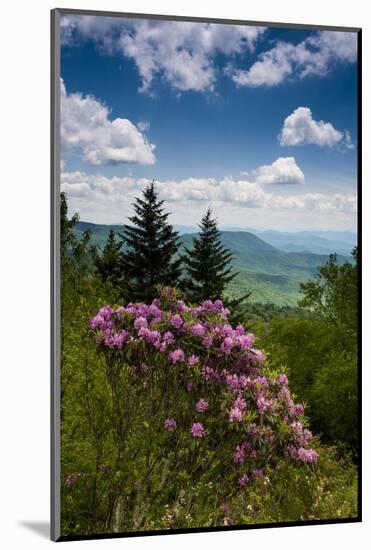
[182,208,237,302]
[92,230,122,286]
[120,181,182,302]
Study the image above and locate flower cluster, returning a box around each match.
[164,418,177,432]
[89,288,318,486]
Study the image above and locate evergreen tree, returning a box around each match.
[182,208,237,302]
[60,191,79,286]
[120,181,182,302]
[92,230,122,286]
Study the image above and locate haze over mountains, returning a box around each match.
[75,221,356,307]
[174,225,356,256]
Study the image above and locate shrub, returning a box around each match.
[83,287,318,532]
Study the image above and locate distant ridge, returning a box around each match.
[74,221,353,306]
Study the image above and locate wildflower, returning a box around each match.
[285,445,318,463]
[98,305,114,319]
[190,323,205,337]
[191,422,206,438]
[293,404,305,416]
[229,407,243,423]
[249,348,266,365]
[195,398,209,413]
[162,331,175,345]
[257,393,274,415]
[134,316,148,330]
[220,324,233,338]
[233,445,245,463]
[89,314,105,330]
[138,327,160,345]
[202,335,213,348]
[221,336,234,354]
[238,474,250,486]
[64,474,79,487]
[220,503,231,515]
[168,348,185,363]
[176,299,188,312]
[252,469,264,478]
[104,330,128,348]
[297,448,318,463]
[170,314,183,329]
[164,418,177,432]
[187,354,200,367]
[256,376,268,387]
[277,373,289,387]
[237,333,254,349]
[233,397,247,411]
[148,303,162,317]
[225,374,251,392]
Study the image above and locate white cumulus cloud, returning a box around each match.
[232,30,357,87]
[61,162,355,224]
[60,79,156,165]
[253,157,305,185]
[279,107,344,147]
[61,15,266,93]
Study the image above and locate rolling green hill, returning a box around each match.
[75,222,351,307]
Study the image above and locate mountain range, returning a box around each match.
[74,221,355,307]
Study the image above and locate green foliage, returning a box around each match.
[311,352,357,450]
[233,446,357,525]
[254,250,358,456]
[120,181,182,302]
[299,248,358,349]
[77,220,354,306]
[60,193,358,535]
[92,230,122,287]
[181,208,238,302]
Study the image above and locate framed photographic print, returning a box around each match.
[51,8,361,542]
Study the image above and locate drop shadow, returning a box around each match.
[18,521,50,539]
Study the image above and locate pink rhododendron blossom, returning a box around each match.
[202,335,213,348]
[238,474,250,486]
[221,336,234,354]
[277,373,289,386]
[134,316,148,330]
[229,407,243,423]
[187,354,200,367]
[190,323,205,337]
[195,398,209,413]
[176,299,188,312]
[104,330,128,348]
[220,503,231,515]
[164,418,177,432]
[191,422,206,438]
[162,331,175,345]
[148,304,162,317]
[233,397,247,411]
[233,445,245,463]
[170,314,183,329]
[89,288,319,485]
[169,348,185,363]
[64,474,80,487]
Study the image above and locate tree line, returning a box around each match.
[81,180,238,304]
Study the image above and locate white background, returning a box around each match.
[0,0,369,548]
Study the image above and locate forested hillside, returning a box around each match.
[61,187,358,537]
[75,222,353,306]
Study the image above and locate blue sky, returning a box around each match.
[60,15,358,231]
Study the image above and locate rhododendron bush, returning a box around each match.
[85,288,318,531]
